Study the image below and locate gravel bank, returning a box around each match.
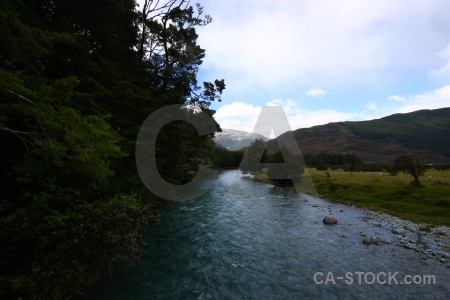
[361,208,450,263]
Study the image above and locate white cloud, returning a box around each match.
[266,99,285,106]
[306,88,328,97]
[198,0,450,91]
[388,95,407,102]
[214,99,370,134]
[390,85,450,113]
[366,102,377,111]
[430,43,450,79]
[215,84,450,134]
[214,102,261,132]
[288,109,361,130]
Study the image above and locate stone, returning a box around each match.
[363,237,385,245]
[403,243,416,250]
[392,228,403,234]
[323,216,338,225]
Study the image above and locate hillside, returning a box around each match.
[214,129,268,151]
[266,108,450,163]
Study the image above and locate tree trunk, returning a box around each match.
[412,173,420,185]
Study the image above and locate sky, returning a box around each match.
[140,0,450,135]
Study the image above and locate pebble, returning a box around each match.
[361,209,450,263]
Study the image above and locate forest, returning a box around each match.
[0,0,225,298]
[339,108,450,157]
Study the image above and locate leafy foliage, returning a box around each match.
[394,154,425,185]
[239,139,267,174]
[210,148,244,169]
[265,146,305,187]
[304,153,362,171]
[0,0,224,298]
[135,0,224,106]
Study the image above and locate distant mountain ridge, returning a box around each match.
[214,129,268,151]
[266,107,450,163]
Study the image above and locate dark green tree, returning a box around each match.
[0,0,224,298]
[266,146,305,187]
[136,0,224,106]
[0,66,153,299]
[134,1,225,185]
[394,154,425,185]
[239,139,267,174]
[210,147,244,169]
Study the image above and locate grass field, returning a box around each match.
[256,168,450,227]
[310,168,450,226]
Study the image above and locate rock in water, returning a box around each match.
[323,216,338,225]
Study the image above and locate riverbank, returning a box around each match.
[361,208,450,263]
[310,168,450,227]
[253,168,450,262]
[256,168,450,226]
[87,170,450,299]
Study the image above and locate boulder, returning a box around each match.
[323,216,338,225]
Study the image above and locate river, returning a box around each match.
[88,170,449,299]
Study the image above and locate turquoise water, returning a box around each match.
[88,170,449,299]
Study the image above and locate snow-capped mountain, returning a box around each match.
[214,129,268,151]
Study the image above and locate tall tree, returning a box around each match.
[1,0,225,298]
[394,154,425,185]
[239,139,268,174]
[136,0,224,106]
[266,146,305,187]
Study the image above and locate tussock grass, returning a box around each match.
[309,168,450,226]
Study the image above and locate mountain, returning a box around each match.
[214,142,228,150]
[214,129,268,151]
[266,108,450,163]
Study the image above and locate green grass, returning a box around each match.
[254,172,271,184]
[308,168,450,226]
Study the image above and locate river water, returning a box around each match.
[88,170,449,299]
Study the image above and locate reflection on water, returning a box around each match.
[88,170,450,299]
